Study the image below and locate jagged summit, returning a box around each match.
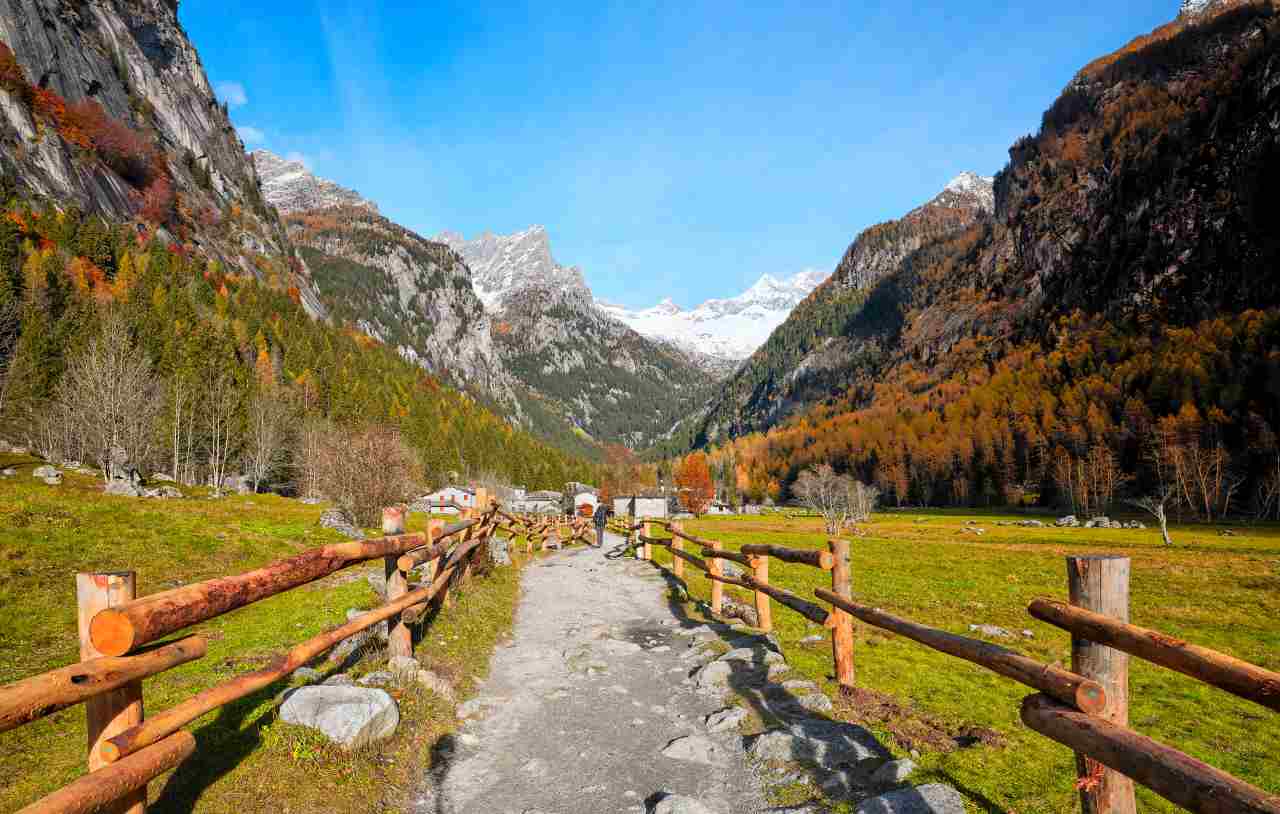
[437,226,588,310]
[599,269,829,362]
[251,150,378,214]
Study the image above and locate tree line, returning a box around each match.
[0,198,600,520]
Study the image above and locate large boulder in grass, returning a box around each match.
[279,685,399,748]
[319,508,362,539]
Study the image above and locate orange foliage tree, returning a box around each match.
[675,452,714,516]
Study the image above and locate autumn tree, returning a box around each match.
[794,463,853,535]
[675,451,714,516]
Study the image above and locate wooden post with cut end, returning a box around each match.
[709,540,724,616]
[671,523,684,578]
[642,521,653,561]
[751,555,772,632]
[77,571,146,814]
[382,507,411,659]
[1067,555,1136,814]
[422,519,443,587]
[829,539,855,691]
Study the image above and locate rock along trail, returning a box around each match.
[414,532,774,814]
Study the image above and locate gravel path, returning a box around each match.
[413,532,774,814]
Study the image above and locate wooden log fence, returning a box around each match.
[2,496,592,814]
[628,518,1279,814]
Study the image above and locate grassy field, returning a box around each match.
[643,509,1280,813]
[0,453,530,814]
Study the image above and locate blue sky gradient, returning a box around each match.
[181,1,1178,308]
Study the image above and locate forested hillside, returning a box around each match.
[0,1,598,493]
[692,1,1280,520]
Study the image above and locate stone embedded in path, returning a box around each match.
[279,685,399,748]
[649,793,716,814]
[704,706,748,733]
[871,758,918,787]
[751,719,887,769]
[718,646,784,666]
[795,692,834,713]
[660,734,725,766]
[782,679,819,693]
[600,638,643,655]
[854,783,965,814]
[694,660,733,689]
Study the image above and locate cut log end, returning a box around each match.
[89,610,135,657]
[1075,680,1108,715]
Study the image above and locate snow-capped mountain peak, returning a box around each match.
[599,269,829,362]
[438,226,587,310]
[944,171,996,211]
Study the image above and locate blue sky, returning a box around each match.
[181,1,1177,309]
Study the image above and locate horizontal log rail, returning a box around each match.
[99,552,468,763]
[669,546,710,574]
[19,732,196,814]
[707,571,829,626]
[0,637,206,734]
[698,546,753,567]
[1021,694,1280,814]
[740,543,833,570]
[89,533,430,657]
[814,589,1106,713]
[1028,598,1280,713]
[638,534,672,548]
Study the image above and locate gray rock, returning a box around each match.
[415,669,456,701]
[720,561,744,579]
[820,769,861,801]
[320,508,363,539]
[1056,515,1079,527]
[144,485,183,499]
[32,464,58,479]
[43,474,63,486]
[674,625,713,637]
[704,706,748,733]
[388,655,419,679]
[649,794,716,814]
[782,679,819,693]
[488,536,512,566]
[278,685,399,748]
[800,634,825,645]
[366,571,387,599]
[660,734,724,766]
[105,478,141,496]
[151,472,176,482]
[0,468,14,477]
[718,646,784,666]
[751,719,888,769]
[694,660,732,689]
[796,692,834,713]
[601,638,643,655]
[323,673,354,686]
[854,783,965,814]
[967,624,1013,639]
[357,670,393,687]
[293,666,323,683]
[328,609,388,664]
[871,758,918,787]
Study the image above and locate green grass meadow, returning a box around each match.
[643,509,1280,813]
[0,453,531,813]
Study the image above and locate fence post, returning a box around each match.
[829,538,855,692]
[642,520,652,561]
[382,507,411,660]
[671,522,684,578]
[423,518,443,585]
[709,540,723,616]
[1067,555,1136,814]
[77,571,146,814]
[751,555,772,632]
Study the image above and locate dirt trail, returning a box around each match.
[413,532,774,814]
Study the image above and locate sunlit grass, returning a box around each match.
[645,508,1280,813]
[0,453,530,813]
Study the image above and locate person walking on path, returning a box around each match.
[592,502,610,547]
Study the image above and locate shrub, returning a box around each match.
[66,98,159,187]
[302,422,419,527]
[137,177,173,224]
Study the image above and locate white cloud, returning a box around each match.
[215,81,248,109]
[236,125,265,145]
[285,151,312,169]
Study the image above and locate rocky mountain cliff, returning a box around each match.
[687,172,995,444]
[598,270,829,364]
[252,149,377,214]
[441,227,719,446]
[0,0,327,315]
